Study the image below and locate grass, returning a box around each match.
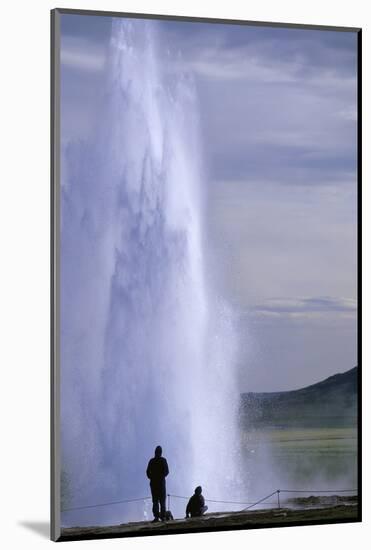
[243,427,356,443]
[240,426,357,493]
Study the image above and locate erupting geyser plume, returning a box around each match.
[61,19,244,527]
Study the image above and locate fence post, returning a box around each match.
[277,490,281,509]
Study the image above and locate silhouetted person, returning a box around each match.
[186,486,208,518]
[146,445,169,522]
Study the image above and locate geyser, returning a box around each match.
[60,19,243,527]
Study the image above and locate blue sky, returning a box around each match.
[60,14,357,391]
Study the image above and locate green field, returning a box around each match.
[241,427,357,500]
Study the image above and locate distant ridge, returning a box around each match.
[240,367,358,429]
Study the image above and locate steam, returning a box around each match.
[60,19,243,527]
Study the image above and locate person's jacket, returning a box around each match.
[186,493,205,517]
[146,456,169,484]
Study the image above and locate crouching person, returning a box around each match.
[186,486,208,518]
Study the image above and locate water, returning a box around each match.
[60,19,243,527]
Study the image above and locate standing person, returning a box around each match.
[186,486,208,518]
[146,445,169,522]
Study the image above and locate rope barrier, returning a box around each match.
[62,488,357,513]
[241,488,357,512]
[242,490,280,511]
[168,494,277,506]
[207,498,275,505]
[62,496,151,513]
[280,489,356,493]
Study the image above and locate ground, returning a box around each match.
[60,497,359,541]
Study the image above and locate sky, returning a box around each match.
[60,14,358,392]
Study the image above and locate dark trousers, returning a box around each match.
[150,482,166,520]
[190,505,208,517]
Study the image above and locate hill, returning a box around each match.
[240,367,358,429]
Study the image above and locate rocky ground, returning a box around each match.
[60,496,359,541]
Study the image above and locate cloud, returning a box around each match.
[182,46,356,90]
[196,70,357,184]
[182,50,300,83]
[60,16,358,392]
[248,296,357,322]
[60,16,358,187]
[159,21,357,78]
[207,177,357,312]
[160,21,357,88]
[156,22,358,187]
[61,36,107,72]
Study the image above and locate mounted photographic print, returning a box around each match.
[51,8,361,542]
